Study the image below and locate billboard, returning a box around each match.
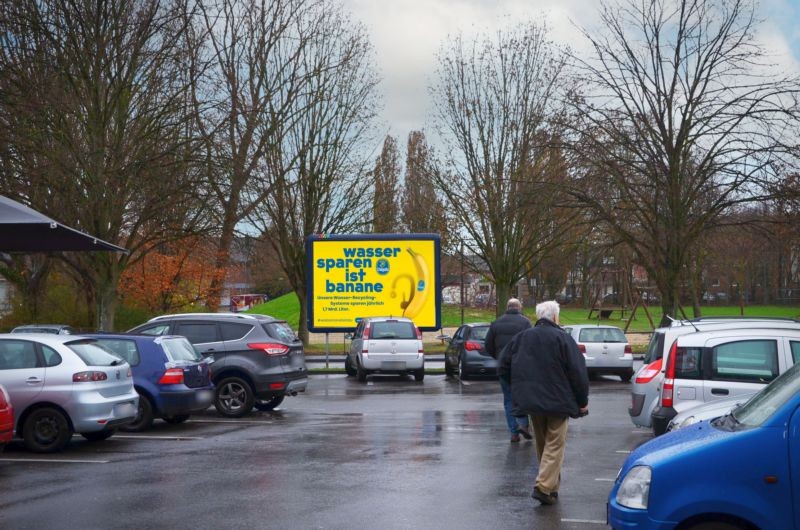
[306,233,441,332]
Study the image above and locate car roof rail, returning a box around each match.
[688,316,800,323]
[148,312,267,322]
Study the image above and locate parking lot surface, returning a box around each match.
[0,369,649,529]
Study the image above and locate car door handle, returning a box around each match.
[26,377,43,384]
[711,388,729,396]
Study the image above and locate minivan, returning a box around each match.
[629,317,800,431]
[346,317,424,382]
[650,326,800,435]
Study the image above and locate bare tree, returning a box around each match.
[430,22,576,316]
[249,1,380,344]
[188,0,313,309]
[371,135,401,233]
[401,130,451,246]
[0,0,207,330]
[568,0,800,324]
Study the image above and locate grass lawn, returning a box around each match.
[248,293,800,334]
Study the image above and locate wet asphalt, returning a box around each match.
[0,366,651,529]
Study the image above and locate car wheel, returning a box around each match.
[81,429,115,442]
[163,414,191,424]
[215,376,255,417]
[22,407,73,453]
[620,369,634,382]
[121,393,154,432]
[414,368,425,382]
[356,359,368,382]
[344,355,356,377]
[460,357,469,381]
[444,357,454,377]
[685,521,747,530]
[254,395,285,411]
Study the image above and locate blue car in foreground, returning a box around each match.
[609,360,800,529]
[90,334,214,431]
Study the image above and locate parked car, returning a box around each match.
[0,334,138,452]
[11,324,75,335]
[628,317,800,430]
[88,334,214,431]
[666,393,754,432]
[649,326,800,435]
[609,359,800,530]
[444,322,494,379]
[563,325,634,381]
[345,317,424,382]
[128,313,307,417]
[0,383,13,450]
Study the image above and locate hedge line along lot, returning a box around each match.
[0,370,646,529]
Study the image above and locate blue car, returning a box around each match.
[608,359,800,529]
[90,334,214,431]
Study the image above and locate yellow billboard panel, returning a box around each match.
[306,234,441,331]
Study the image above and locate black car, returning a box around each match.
[128,313,307,417]
[444,322,496,380]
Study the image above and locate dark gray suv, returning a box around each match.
[129,313,307,417]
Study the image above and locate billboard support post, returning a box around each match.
[325,333,330,369]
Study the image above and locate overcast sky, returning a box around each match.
[341,0,800,146]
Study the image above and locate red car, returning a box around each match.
[0,383,13,450]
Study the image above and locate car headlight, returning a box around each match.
[669,415,697,431]
[616,465,651,509]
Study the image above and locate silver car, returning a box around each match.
[346,317,424,382]
[564,325,633,381]
[0,334,138,452]
[666,393,754,432]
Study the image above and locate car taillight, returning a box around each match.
[158,368,185,385]
[465,341,482,351]
[127,367,132,378]
[269,382,285,390]
[415,326,422,340]
[0,387,8,408]
[248,343,290,356]
[661,340,678,408]
[635,358,662,384]
[624,344,633,354]
[73,371,108,382]
[577,343,586,353]
[363,324,371,340]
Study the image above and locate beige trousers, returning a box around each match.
[530,414,569,495]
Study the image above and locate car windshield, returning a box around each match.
[732,361,800,427]
[470,326,489,340]
[67,340,126,366]
[93,338,141,366]
[578,327,627,343]
[370,321,416,340]
[160,337,203,362]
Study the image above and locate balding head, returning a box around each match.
[506,298,522,311]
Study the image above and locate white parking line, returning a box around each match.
[561,519,606,525]
[188,419,274,425]
[595,478,615,482]
[112,435,204,440]
[460,380,471,386]
[0,457,110,464]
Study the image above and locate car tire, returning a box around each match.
[414,368,424,382]
[22,407,73,453]
[344,355,357,377]
[620,369,634,383]
[163,414,191,424]
[122,393,155,432]
[684,521,746,530]
[444,357,454,377]
[356,359,368,382]
[215,376,255,417]
[460,358,469,381]
[254,395,285,411]
[81,429,115,442]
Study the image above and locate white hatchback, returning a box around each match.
[564,324,633,381]
[346,317,424,382]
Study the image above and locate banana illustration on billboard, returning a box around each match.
[403,247,430,319]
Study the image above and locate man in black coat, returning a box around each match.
[485,298,532,443]
[498,300,589,505]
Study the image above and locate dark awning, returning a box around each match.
[0,195,127,252]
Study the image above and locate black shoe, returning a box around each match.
[532,487,557,505]
[517,425,532,440]
[510,434,521,443]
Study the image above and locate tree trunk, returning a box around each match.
[207,210,237,311]
[495,282,512,318]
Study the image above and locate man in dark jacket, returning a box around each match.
[498,300,589,505]
[485,298,532,443]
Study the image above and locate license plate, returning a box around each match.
[115,402,137,418]
[381,361,406,370]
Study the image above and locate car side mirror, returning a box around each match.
[344,333,353,340]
